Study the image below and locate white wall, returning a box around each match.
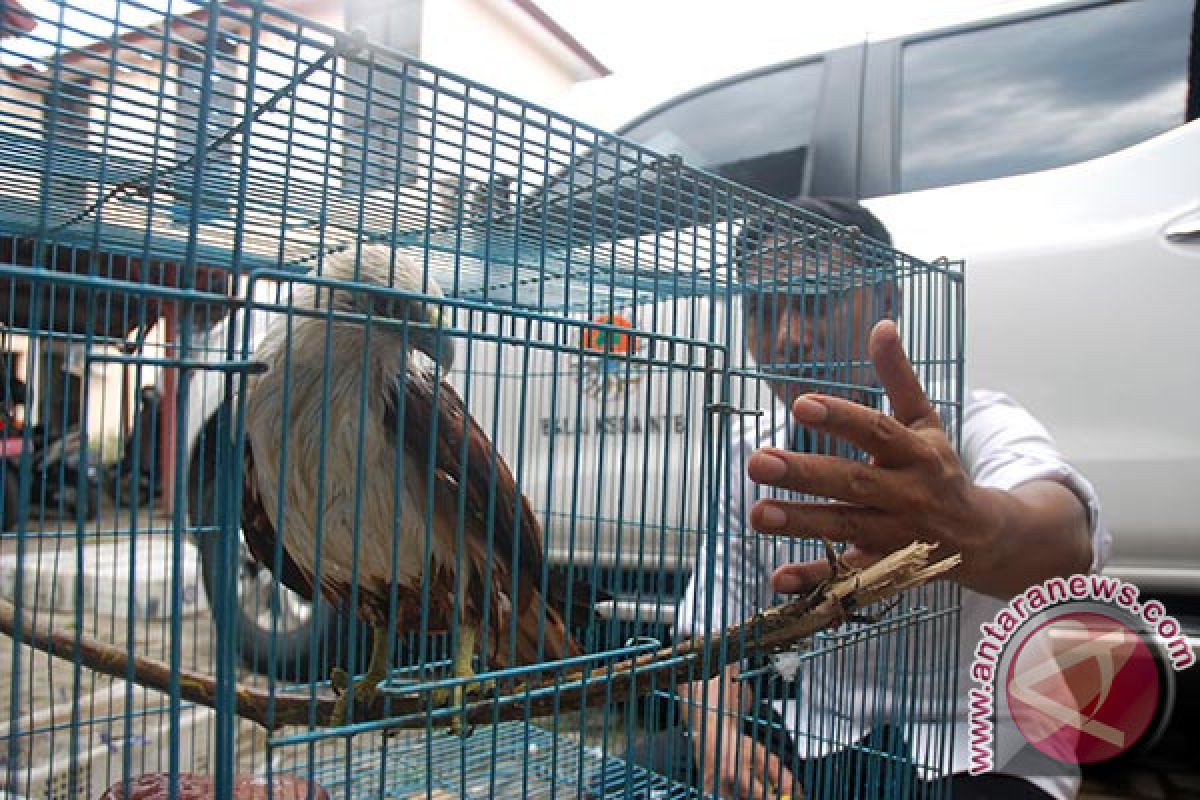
[421,0,583,109]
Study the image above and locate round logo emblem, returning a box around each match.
[581,314,638,355]
[1005,610,1160,764]
[578,313,644,399]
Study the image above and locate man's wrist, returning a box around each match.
[958,485,1014,591]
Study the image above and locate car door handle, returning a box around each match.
[1164,209,1200,244]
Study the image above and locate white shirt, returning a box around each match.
[674,389,1110,800]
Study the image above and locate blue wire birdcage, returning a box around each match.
[0,1,964,798]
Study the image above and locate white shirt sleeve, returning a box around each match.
[961,389,1111,572]
[674,427,777,639]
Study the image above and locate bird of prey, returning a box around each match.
[239,244,587,730]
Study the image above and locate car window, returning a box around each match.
[899,0,1193,192]
[621,61,824,199]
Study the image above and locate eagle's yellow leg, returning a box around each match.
[329,627,391,727]
[431,624,496,736]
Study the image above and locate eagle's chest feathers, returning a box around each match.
[244,322,453,597]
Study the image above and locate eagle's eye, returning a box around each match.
[369,293,431,326]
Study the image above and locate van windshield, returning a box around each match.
[621,61,824,199]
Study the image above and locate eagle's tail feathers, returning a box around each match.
[493,596,584,671]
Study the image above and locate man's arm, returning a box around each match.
[1,1,37,38]
[679,665,796,800]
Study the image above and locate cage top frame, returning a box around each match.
[0,0,960,317]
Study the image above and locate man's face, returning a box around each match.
[741,233,895,408]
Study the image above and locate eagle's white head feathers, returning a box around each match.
[314,244,455,372]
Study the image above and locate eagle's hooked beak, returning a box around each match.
[418,304,456,373]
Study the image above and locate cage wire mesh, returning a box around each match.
[0,1,964,799]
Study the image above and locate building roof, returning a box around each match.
[507,0,610,78]
[4,0,609,80]
[1,0,36,39]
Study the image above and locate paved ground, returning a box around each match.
[1079,663,1200,800]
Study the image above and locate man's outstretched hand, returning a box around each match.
[745,319,1090,600]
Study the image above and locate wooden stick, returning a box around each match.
[0,542,959,733]
[0,595,314,730]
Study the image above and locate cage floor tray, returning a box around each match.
[276,721,696,800]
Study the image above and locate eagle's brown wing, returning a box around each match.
[389,367,585,665]
[242,402,452,634]
[389,368,545,609]
[241,439,323,604]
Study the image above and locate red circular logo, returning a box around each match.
[1005,611,1159,764]
[582,314,638,354]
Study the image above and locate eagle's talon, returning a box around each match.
[430,676,491,736]
[330,667,350,694]
[449,695,472,737]
[328,628,391,727]
[329,676,382,727]
[462,677,496,701]
[432,626,490,737]
[436,684,474,738]
[487,679,525,700]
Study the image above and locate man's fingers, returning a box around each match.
[749,500,907,551]
[790,394,935,468]
[735,775,777,800]
[735,748,792,800]
[2,2,37,37]
[771,547,876,595]
[734,768,768,800]
[868,319,940,430]
[771,559,830,595]
[747,449,914,508]
[759,751,796,799]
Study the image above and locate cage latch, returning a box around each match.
[705,402,764,417]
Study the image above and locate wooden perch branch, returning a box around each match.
[0,595,309,730]
[0,542,959,734]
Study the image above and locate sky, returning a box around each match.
[538,0,1048,128]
